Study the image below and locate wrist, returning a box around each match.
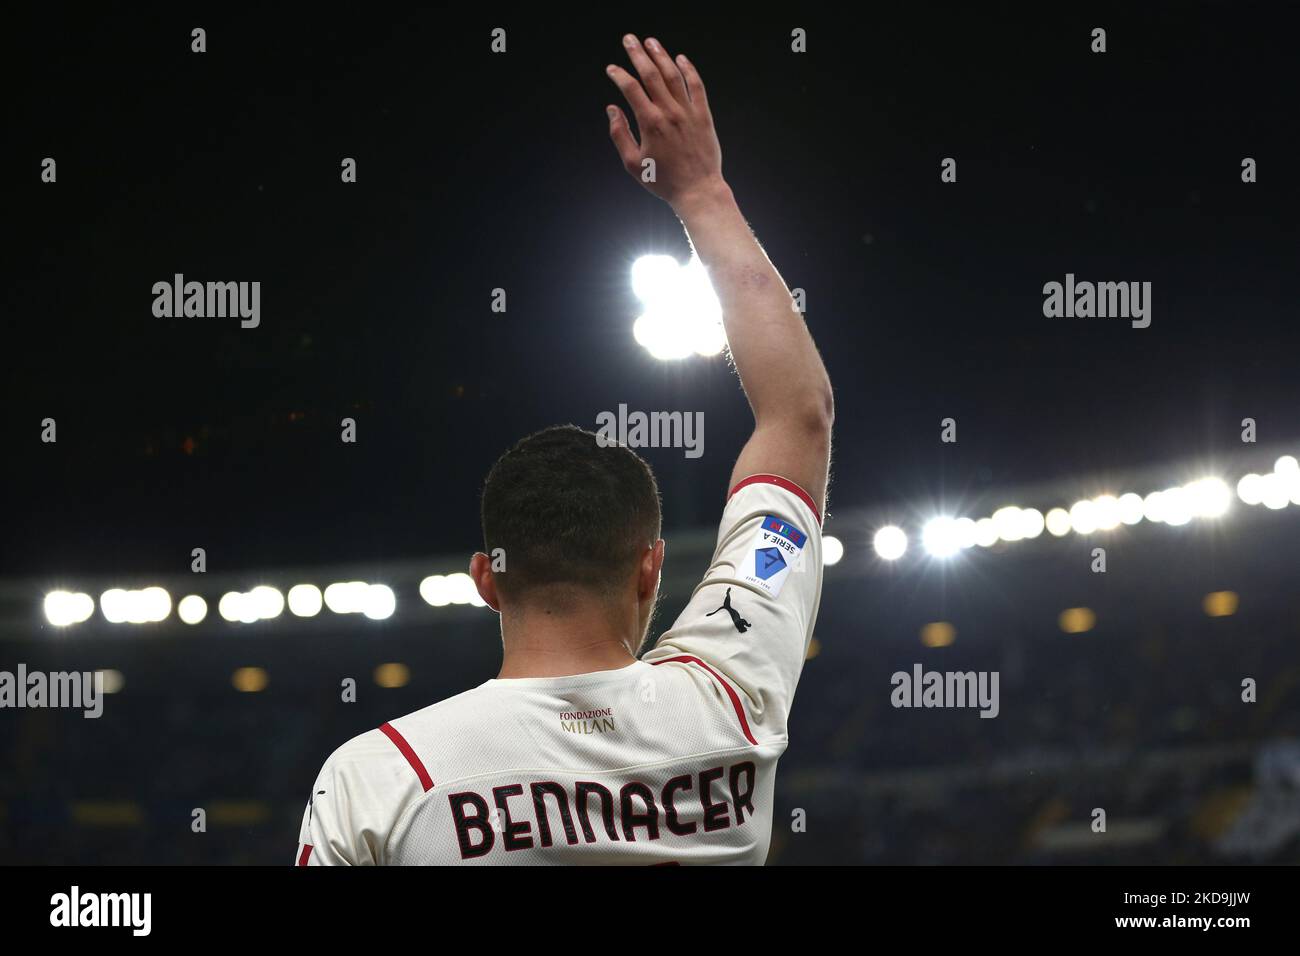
[670,177,734,220]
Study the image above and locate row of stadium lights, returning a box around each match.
[867,456,1300,562]
[72,590,1244,691]
[39,457,1296,627]
[78,662,416,697]
[42,574,485,628]
[919,590,1241,647]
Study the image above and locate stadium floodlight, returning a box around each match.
[1272,456,1300,504]
[991,506,1023,543]
[630,254,726,360]
[419,575,451,607]
[822,535,844,566]
[287,584,323,617]
[1158,486,1193,525]
[952,517,978,549]
[1236,473,1263,506]
[1044,508,1071,537]
[921,516,963,557]
[324,581,369,614]
[218,592,243,623]
[974,517,998,547]
[1185,477,1230,518]
[362,584,397,620]
[873,525,908,560]
[1117,492,1145,525]
[100,587,170,624]
[177,595,208,625]
[248,586,285,620]
[1068,499,1098,535]
[1092,495,1121,531]
[1259,472,1291,510]
[43,591,95,627]
[1017,508,1045,539]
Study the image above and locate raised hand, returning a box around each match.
[605,35,724,209]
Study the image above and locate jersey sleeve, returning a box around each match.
[642,474,824,739]
[293,728,425,866]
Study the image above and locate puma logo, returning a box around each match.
[706,587,751,633]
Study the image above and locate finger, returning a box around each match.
[605,63,658,129]
[643,37,689,105]
[675,53,709,112]
[621,34,673,107]
[606,105,641,173]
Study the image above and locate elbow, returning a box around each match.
[792,383,835,438]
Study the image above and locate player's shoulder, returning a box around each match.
[724,474,823,533]
[386,681,501,739]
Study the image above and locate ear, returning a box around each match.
[638,539,666,603]
[470,552,502,612]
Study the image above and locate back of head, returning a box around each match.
[480,425,662,605]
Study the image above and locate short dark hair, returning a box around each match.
[481,425,662,598]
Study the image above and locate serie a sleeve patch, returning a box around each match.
[737,515,808,598]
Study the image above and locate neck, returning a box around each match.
[496,593,641,679]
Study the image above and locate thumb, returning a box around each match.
[606,105,640,174]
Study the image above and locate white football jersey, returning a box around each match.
[295,474,823,865]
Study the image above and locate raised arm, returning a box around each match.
[606,35,833,514]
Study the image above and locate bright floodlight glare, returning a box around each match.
[1274,456,1300,503]
[1069,499,1098,535]
[873,525,907,561]
[1186,477,1230,518]
[922,517,962,558]
[100,588,128,624]
[324,581,369,614]
[444,572,486,607]
[822,535,844,566]
[419,575,451,607]
[1117,492,1145,525]
[44,591,95,627]
[249,585,285,620]
[1045,508,1071,537]
[363,584,397,621]
[630,254,725,360]
[1160,486,1193,526]
[287,584,323,617]
[631,254,681,303]
[953,517,977,549]
[100,587,170,624]
[1018,508,1045,539]
[1259,473,1290,510]
[991,507,1023,542]
[974,517,998,547]
[1236,473,1263,506]
[218,592,243,623]
[1092,495,1121,531]
[177,595,208,625]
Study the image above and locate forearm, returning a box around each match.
[672,179,833,429]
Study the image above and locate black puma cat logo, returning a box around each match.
[706,587,751,633]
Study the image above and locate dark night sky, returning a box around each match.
[5,4,1297,579]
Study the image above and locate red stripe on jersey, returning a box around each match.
[727,474,822,526]
[652,655,758,745]
[379,721,435,791]
[297,844,313,866]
